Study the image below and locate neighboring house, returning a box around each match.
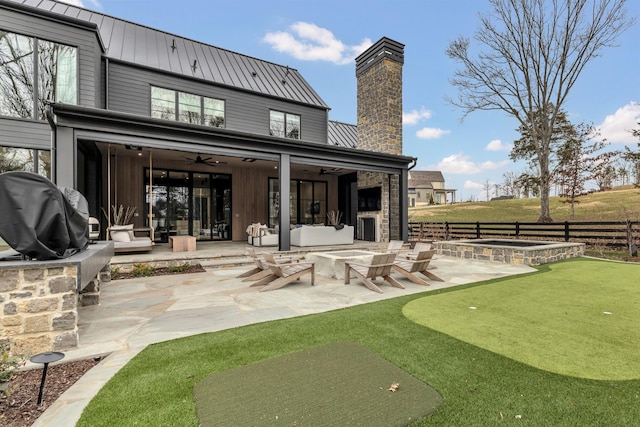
[0,0,415,250]
[408,171,456,205]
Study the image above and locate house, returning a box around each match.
[408,171,456,205]
[0,0,415,250]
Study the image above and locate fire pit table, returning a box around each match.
[305,250,378,280]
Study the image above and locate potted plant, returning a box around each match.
[326,210,344,229]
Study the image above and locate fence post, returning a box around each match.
[564,221,569,242]
[445,222,450,241]
[476,221,480,239]
[515,221,520,239]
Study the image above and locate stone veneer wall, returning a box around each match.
[0,264,109,356]
[434,241,585,266]
[356,54,403,241]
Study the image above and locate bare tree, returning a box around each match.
[483,179,492,201]
[503,171,518,197]
[446,0,633,222]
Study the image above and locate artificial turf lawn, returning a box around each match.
[403,258,640,380]
[77,258,640,426]
[194,342,442,426]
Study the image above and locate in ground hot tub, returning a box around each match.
[434,239,584,265]
[305,250,377,279]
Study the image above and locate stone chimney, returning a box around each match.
[355,37,404,242]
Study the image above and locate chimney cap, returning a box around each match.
[355,37,404,75]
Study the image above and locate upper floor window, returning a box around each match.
[0,146,50,177]
[0,31,77,120]
[270,110,300,140]
[151,86,225,128]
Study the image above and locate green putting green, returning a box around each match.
[194,342,443,426]
[403,259,640,380]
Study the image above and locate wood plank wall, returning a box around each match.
[101,150,338,241]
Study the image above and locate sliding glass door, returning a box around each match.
[145,169,231,242]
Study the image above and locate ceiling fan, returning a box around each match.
[319,167,341,176]
[183,154,227,167]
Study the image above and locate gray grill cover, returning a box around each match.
[0,171,89,260]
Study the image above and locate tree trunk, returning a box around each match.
[537,150,553,223]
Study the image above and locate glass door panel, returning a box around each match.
[192,174,211,240]
[167,171,190,236]
[212,174,231,240]
[313,181,327,224]
[299,181,313,224]
[146,169,168,243]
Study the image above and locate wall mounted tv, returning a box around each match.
[357,186,381,211]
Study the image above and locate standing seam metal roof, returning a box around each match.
[327,120,357,149]
[5,0,329,109]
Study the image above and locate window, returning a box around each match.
[270,110,300,140]
[150,87,175,120]
[0,146,50,177]
[0,31,77,120]
[150,86,225,128]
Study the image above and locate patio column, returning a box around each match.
[52,126,75,188]
[278,154,291,251]
[400,168,409,242]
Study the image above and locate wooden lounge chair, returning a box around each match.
[344,252,404,293]
[385,240,405,254]
[237,248,304,284]
[236,248,278,286]
[392,250,444,285]
[405,241,433,260]
[258,253,315,292]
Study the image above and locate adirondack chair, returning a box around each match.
[237,248,304,285]
[258,253,315,292]
[385,240,405,254]
[392,250,443,285]
[344,252,404,293]
[405,241,433,260]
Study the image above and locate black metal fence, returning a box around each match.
[408,221,640,248]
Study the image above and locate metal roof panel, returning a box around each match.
[5,0,329,109]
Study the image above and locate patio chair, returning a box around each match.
[258,253,315,292]
[237,248,304,284]
[385,240,405,254]
[344,252,404,293]
[236,248,277,284]
[404,241,433,260]
[392,250,444,285]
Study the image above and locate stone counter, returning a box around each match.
[0,242,113,356]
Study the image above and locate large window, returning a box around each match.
[0,31,77,120]
[0,146,50,177]
[270,110,300,140]
[150,86,225,128]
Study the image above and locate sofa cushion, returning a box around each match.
[290,225,354,246]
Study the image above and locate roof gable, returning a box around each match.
[408,171,445,188]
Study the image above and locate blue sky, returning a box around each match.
[69,0,639,201]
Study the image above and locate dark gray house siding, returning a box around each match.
[106,61,329,144]
[0,120,50,150]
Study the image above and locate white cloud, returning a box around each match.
[485,139,512,151]
[58,0,101,7]
[263,22,372,65]
[436,153,509,174]
[598,102,640,144]
[463,180,485,190]
[416,127,451,139]
[403,107,432,125]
